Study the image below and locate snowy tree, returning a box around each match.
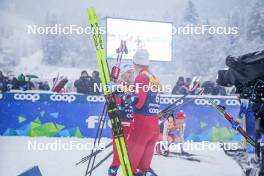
[204,17,213,40]
[42,12,64,65]
[247,0,264,42]
[183,0,199,25]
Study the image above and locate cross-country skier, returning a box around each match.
[126,49,160,176]
[157,111,186,155]
[108,64,135,176]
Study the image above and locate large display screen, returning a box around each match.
[106,18,172,61]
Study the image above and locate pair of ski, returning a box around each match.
[160,151,201,162]
[206,98,257,148]
[80,41,128,175]
[83,7,133,176]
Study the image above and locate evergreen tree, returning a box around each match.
[247,0,264,41]
[183,0,199,25]
[42,12,64,65]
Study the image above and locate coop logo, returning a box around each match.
[194,99,220,106]
[225,99,240,106]
[86,96,105,103]
[50,94,76,103]
[149,108,160,114]
[159,96,184,105]
[86,116,111,128]
[14,93,40,102]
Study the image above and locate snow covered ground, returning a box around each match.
[0,136,242,176]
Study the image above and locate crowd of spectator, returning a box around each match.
[0,71,50,92]
[1,70,233,96]
[171,76,228,96]
[0,70,101,95]
[74,70,101,95]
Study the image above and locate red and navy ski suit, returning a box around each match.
[111,85,133,167]
[127,68,160,173]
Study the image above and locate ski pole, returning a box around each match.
[75,141,113,166]
[85,103,108,176]
[85,151,113,175]
[159,77,201,116]
[207,98,257,147]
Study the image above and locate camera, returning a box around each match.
[216,50,264,175]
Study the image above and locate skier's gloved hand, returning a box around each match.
[235,118,241,124]
[127,95,139,105]
[121,94,138,105]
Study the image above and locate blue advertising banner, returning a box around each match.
[0,92,241,141]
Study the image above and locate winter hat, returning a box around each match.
[133,49,150,66]
[17,73,25,82]
[176,111,186,119]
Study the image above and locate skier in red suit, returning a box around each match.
[126,49,160,176]
[108,64,135,176]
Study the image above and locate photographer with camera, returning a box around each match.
[217,50,264,176]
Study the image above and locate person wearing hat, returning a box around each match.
[108,64,135,176]
[16,73,35,91]
[174,111,186,144]
[74,70,93,94]
[126,49,160,176]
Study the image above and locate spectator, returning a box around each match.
[201,81,215,95]
[0,71,10,92]
[211,85,227,96]
[172,76,184,95]
[6,73,18,90]
[15,73,35,91]
[74,70,94,94]
[38,81,50,91]
[178,77,192,95]
[92,70,101,95]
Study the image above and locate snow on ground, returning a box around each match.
[0,136,242,176]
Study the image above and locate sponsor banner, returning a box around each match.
[0,92,241,141]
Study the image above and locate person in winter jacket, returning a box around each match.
[15,73,35,91]
[92,70,102,95]
[172,77,184,95]
[74,70,94,94]
[126,49,160,176]
[0,71,10,92]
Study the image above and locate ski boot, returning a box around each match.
[108,165,119,176]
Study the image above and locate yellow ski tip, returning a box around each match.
[86,8,92,18]
[91,7,98,19]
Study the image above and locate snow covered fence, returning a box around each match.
[0,92,241,141]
